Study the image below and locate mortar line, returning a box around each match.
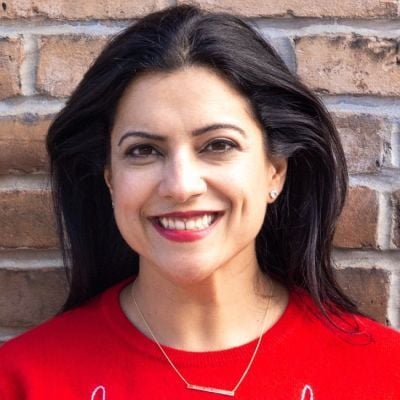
[333,249,400,272]
[0,248,61,267]
[349,171,400,192]
[0,327,29,343]
[0,21,126,36]
[20,34,38,96]
[0,97,64,116]
[387,271,400,328]
[377,192,392,250]
[255,19,400,37]
[323,97,400,118]
[333,260,400,273]
[0,174,50,190]
[0,17,399,37]
[392,121,400,168]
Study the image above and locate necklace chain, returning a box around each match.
[131,280,274,397]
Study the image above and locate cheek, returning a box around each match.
[112,170,151,206]
[111,173,150,251]
[111,174,153,240]
[228,158,269,227]
[219,171,267,223]
[227,157,269,200]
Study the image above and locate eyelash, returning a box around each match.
[202,139,238,153]
[126,144,160,158]
[125,139,238,159]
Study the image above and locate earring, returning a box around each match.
[269,190,279,200]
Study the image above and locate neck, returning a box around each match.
[120,259,288,352]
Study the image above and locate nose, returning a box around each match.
[158,151,207,203]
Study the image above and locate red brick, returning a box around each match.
[334,187,379,248]
[36,35,109,97]
[335,267,390,324]
[295,35,400,96]
[0,269,67,327]
[0,188,58,248]
[332,112,391,174]
[0,37,22,100]
[0,115,51,174]
[0,0,171,19]
[392,190,400,248]
[178,0,398,18]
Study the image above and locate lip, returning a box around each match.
[151,210,223,219]
[150,211,223,242]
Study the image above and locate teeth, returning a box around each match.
[195,218,203,229]
[158,214,217,231]
[175,220,185,230]
[186,219,196,230]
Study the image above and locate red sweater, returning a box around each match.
[0,279,399,400]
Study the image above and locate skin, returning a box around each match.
[105,66,289,351]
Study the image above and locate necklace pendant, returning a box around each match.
[187,384,235,397]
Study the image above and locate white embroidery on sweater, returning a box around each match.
[90,384,315,399]
[91,385,106,400]
[300,384,314,400]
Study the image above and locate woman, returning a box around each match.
[0,5,399,400]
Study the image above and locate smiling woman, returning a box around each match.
[0,4,399,400]
[105,67,286,287]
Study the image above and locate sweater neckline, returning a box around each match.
[100,277,305,367]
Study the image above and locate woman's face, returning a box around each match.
[105,66,286,285]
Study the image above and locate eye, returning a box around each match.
[126,144,161,158]
[202,139,238,153]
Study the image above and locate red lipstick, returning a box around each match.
[151,211,222,242]
[154,210,220,218]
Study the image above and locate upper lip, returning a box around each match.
[151,211,223,218]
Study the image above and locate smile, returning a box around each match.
[157,214,218,231]
[151,211,222,242]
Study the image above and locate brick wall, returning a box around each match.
[0,0,399,343]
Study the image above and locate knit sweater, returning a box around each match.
[0,278,399,400]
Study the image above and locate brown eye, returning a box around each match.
[127,144,160,158]
[203,139,237,153]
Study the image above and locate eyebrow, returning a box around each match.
[117,123,246,146]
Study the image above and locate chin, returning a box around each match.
[160,264,219,287]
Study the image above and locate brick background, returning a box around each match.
[0,0,171,19]
[393,190,400,248]
[0,38,22,100]
[332,113,391,174]
[37,35,108,97]
[334,187,379,248]
[179,0,399,18]
[0,115,51,174]
[0,188,58,248]
[0,0,399,344]
[295,35,400,96]
[0,269,67,327]
[336,267,390,324]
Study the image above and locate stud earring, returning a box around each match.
[269,190,279,200]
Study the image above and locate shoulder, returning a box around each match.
[353,314,400,359]
[290,290,400,361]
[0,297,98,363]
[0,278,129,365]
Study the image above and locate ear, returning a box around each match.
[267,157,287,204]
[104,166,113,196]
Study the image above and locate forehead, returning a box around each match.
[111,66,260,137]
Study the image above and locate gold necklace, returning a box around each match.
[132,280,274,397]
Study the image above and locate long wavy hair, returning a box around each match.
[47,5,359,322]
